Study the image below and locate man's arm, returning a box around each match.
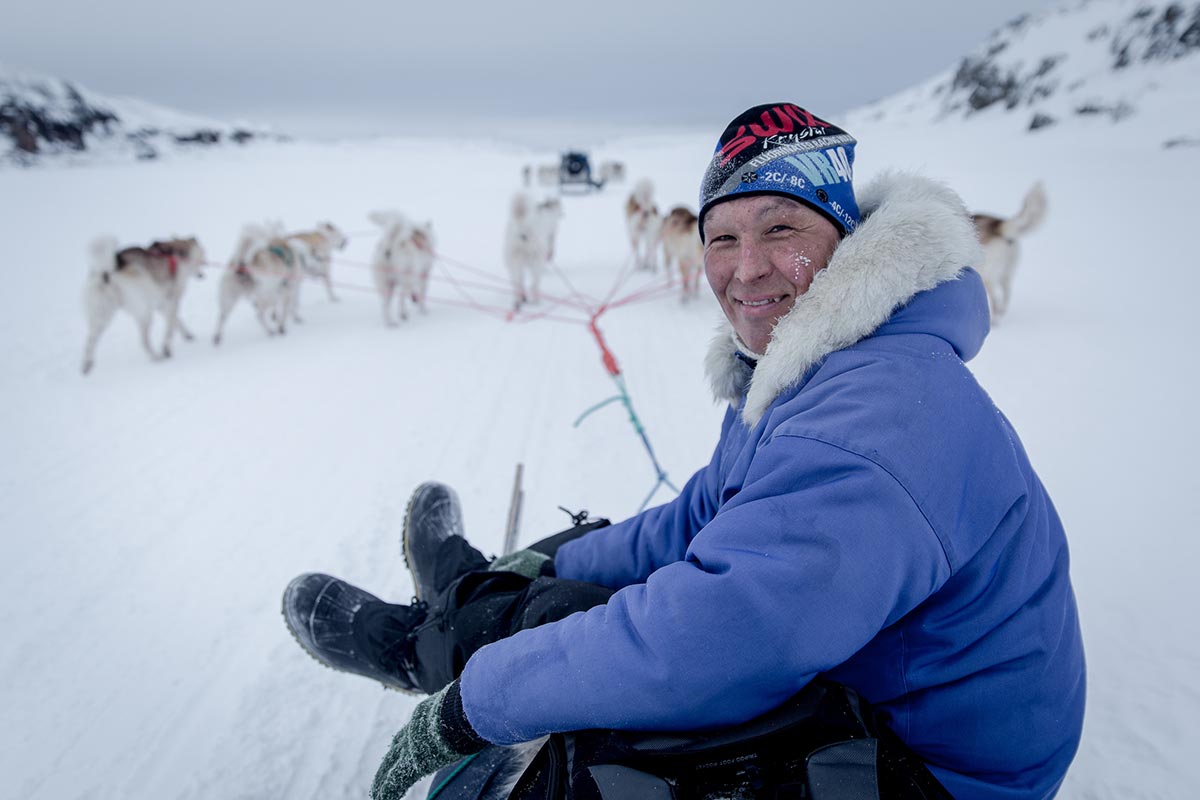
[460,434,952,743]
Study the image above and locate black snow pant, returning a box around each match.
[410,519,614,694]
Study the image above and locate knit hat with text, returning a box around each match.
[698,103,860,240]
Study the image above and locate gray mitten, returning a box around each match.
[488,549,554,579]
[371,680,487,800]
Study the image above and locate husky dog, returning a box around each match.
[213,223,300,344]
[972,182,1047,323]
[597,160,626,184]
[625,178,661,272]
[369,211,437,326]
[81,235,207,374]
[660,205,704,301]
[504,194,563,311]
[535,164,559,188]
[287,221,348,311]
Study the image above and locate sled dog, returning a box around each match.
[597,160,626,185]
[504,193,563,311]
[971,182,1047,323]
[660,205,704,301]
[287,221,348,311]
[369,211,437,326]
[213,222,301,344]
[625,178,661,272]
[535,164,559,188]
[81,235,207,375]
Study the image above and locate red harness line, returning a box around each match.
[325,243,679,508]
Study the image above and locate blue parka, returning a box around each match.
[460,173,1085,799]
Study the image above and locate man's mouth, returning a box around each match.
[736,296,784,308]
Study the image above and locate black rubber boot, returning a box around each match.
[282,572,429,694]
[402,482,489,601]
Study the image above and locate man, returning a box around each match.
[285,103,1085,799]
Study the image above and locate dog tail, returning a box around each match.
[88,236,118,281]
[1001,182,1047,240]
[230,223,272,267]
[632,177,655,207]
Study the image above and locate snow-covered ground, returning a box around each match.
[1,98,1198,800]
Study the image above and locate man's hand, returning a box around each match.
[371,681,487,800]
[488,549,554,580]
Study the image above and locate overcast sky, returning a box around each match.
[3,0,1054,139]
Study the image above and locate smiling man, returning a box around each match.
[287,103,1086,800]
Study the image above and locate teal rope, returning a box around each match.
[575,374,679,512]
[573,394,623,427]
[427,752,480,799]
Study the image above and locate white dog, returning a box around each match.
[535,164,559,188]
[287,222,348,314]
[660,205,704,301]
[81,235,207,374]
[213,223,300,344]
[625,178,661,272]
[504,193,563,311]
[972,182,1047,323]
[369,211,437,326]
[597,160,626,185]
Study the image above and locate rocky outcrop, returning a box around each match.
[853,1,1200,139]
[1,69,281,166]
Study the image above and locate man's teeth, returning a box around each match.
[740,298,779,307]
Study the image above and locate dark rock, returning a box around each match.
[1029,113,1057,131]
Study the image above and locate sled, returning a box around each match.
[558,151,604,193]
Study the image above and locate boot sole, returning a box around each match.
[280,581,422,696]
[401,488,426,601]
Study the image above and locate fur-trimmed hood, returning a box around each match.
[705,172,984,426]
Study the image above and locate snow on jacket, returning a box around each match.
[460,173,1086,800]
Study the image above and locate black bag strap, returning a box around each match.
[509,680,950,800]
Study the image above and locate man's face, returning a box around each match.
[702,195,841,355]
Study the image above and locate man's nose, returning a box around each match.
[734,241,772,283]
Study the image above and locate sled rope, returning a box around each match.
[426,752,480,799]
[327,235,681,511]
[574,315,680,512]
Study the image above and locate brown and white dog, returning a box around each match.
[660,205,704,301]
[625,178,661,272]
[213,223,300,344]
[287,221,348,310]
[972,182,1047,323]
[504,193,563,311]
[368,211,437,326]
[81,235,207,374]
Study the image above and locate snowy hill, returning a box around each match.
[0,66,282,165]
[848,0,1200,144]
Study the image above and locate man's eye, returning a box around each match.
[767,224,791,234]
[708,234,735,244]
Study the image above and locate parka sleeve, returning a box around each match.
[460,433,953,745]
[551,409,734,589]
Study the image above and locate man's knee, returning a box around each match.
[515,577,614,630]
